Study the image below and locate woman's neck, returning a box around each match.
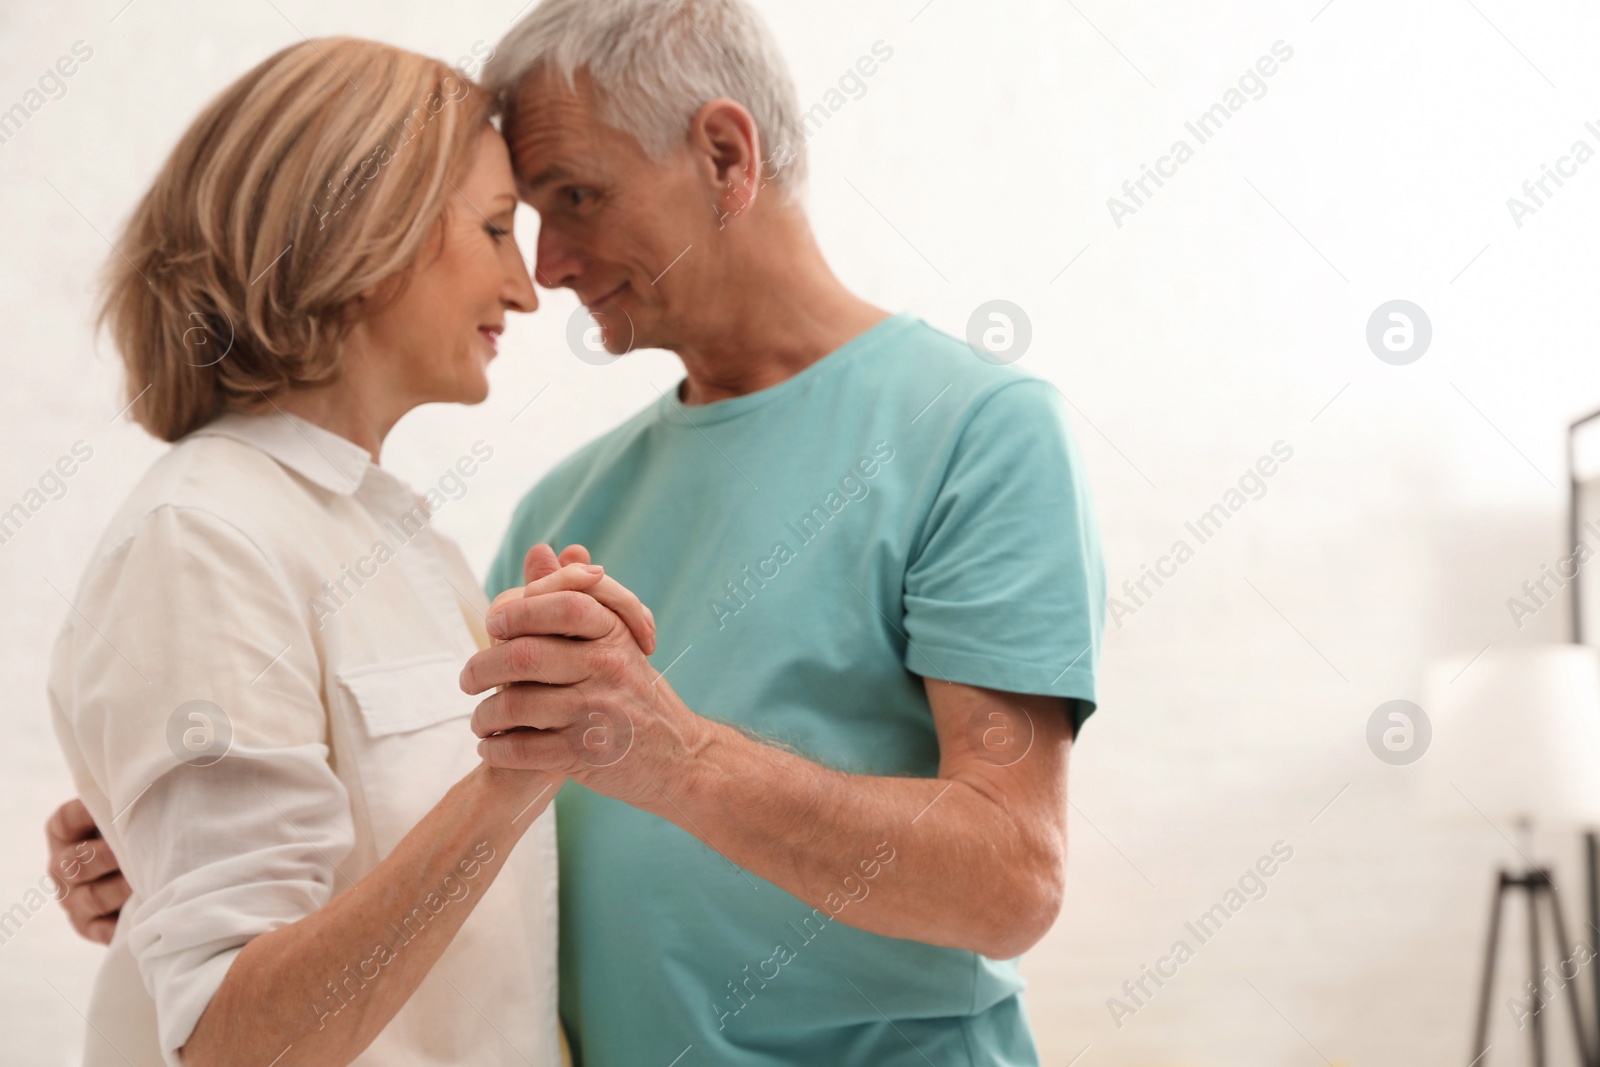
[271,392,382,462]
[269,370,398,463]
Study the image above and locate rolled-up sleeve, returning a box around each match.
[57,504,352,1064]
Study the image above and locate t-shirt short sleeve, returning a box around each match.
[901,379,1105,730]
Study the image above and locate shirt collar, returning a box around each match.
[190,410,373,496]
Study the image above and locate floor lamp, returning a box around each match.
[1425,645,1600,1066]
[1571,406,1600,1067]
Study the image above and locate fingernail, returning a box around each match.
[487,614,507,638]
[583,564,604,575]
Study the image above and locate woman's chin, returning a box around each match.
[431,372,491,408]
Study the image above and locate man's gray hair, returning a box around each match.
[484,0,808,195]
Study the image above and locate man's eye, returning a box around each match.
[485,223,510,240]
[566,187,590,208]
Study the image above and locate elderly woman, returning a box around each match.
[47,37,650,1067]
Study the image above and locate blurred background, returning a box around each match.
[6,0,1600,1063]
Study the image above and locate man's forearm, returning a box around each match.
[182,765,559,1067]
[645,719,1065,959]
[462,576,1076,958]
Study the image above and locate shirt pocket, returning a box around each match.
[336,653,482,856]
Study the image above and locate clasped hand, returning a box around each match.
[460,544,705,807]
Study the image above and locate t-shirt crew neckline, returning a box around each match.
[652,312,919,428]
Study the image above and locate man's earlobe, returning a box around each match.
[715,176,756,230]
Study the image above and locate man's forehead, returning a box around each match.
[506,73,602,187]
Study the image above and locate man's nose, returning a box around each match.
[536,227,582,291]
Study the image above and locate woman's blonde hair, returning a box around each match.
[101,37,497,441]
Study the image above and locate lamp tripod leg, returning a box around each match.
[1472,872,1508,1066]
[1543,874,1594,1065]
[1531,874,1548,1067]
[1588,832,1600,1067]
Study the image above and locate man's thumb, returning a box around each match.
[523,543,562,584]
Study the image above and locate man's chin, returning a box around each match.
[587,306,640,355]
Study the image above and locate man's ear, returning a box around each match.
[690,98,761,223]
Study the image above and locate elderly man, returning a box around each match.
[49,1,1104,1063]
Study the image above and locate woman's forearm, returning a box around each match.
[180,765,560,1067]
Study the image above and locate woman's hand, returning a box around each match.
[476,542,657,800]
[494,543,656,655]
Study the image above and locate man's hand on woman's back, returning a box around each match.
[46,797,128,944]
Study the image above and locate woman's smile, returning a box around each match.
[478,322,504,356]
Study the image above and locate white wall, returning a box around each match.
[4,1,1600,1064]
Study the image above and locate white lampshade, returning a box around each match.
[1421,644,1600,827]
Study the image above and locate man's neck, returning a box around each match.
[670,210,892,407]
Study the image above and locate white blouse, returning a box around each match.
[48,411,560,1066]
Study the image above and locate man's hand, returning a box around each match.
[46,798,128,944]
[462,559,706,809]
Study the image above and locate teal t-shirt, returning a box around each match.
[485,313,1105,1066]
